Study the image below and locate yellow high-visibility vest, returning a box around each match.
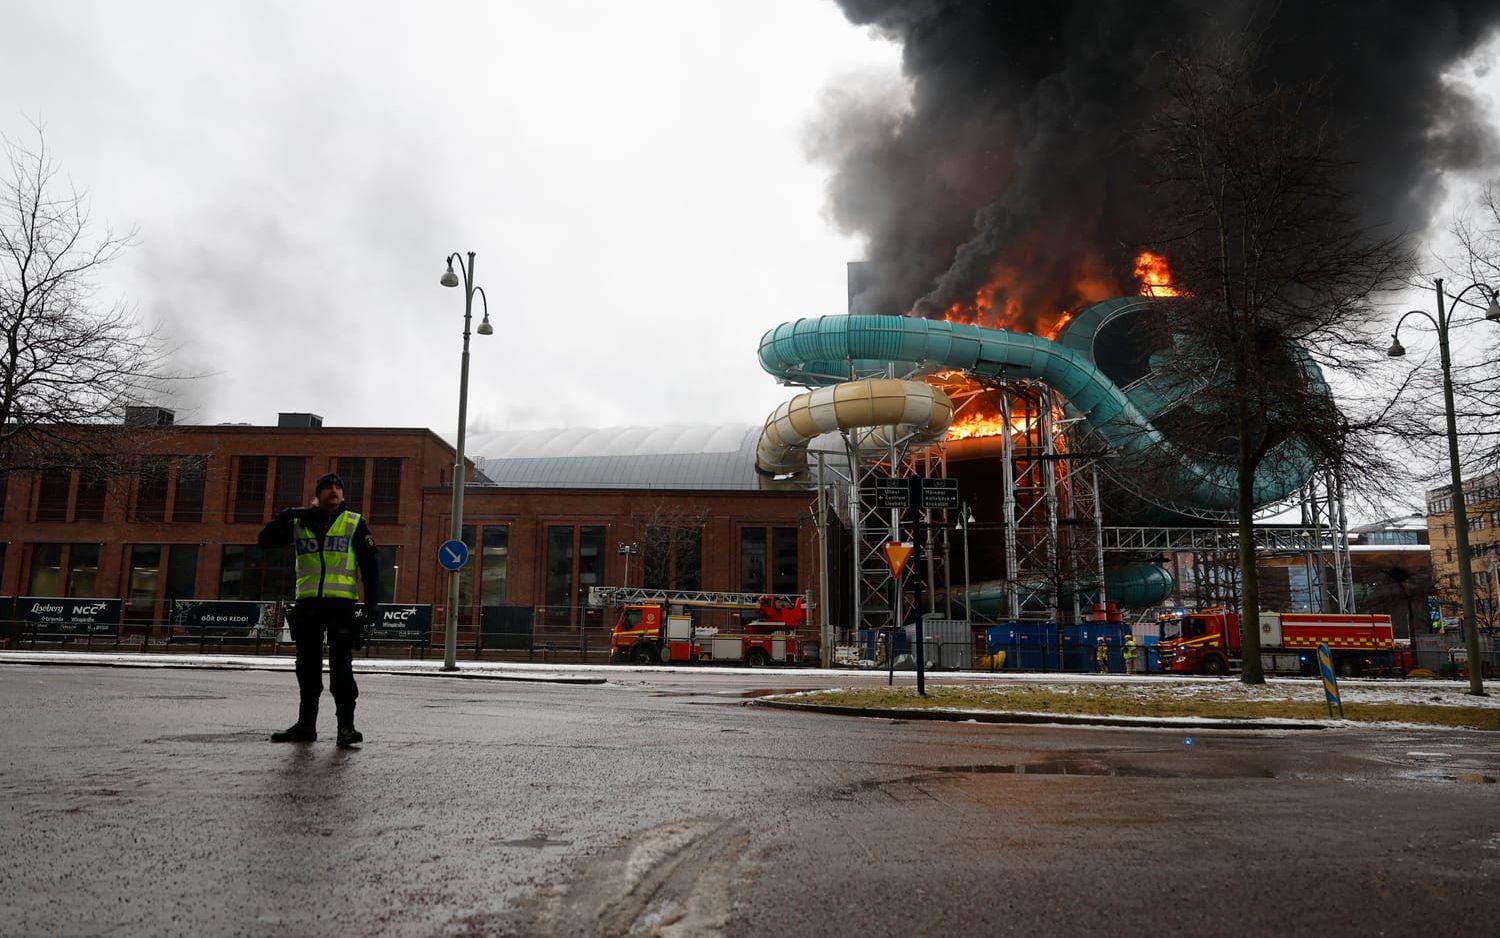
[293,510,362,600]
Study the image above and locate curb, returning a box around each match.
[0,656,608,686]
[751,697,1331,730]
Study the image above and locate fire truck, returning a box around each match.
[1157,608,1397,677]
[589,586,811,666]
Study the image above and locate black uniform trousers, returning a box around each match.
[291,605,360,726]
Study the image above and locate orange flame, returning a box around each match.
[1134,251,1182,297]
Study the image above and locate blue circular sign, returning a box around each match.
[437,538,470,571]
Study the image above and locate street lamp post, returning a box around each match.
[954,502,974,628]
[1388,277,1500,696]
[438,251,494,672]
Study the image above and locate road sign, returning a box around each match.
[883,542,914,577]
[438,538,470,571]
[920,477,959,509]
[1316,642,1344,719]
[875,478,909,509]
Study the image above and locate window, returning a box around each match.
[481,525,508,605]
[66,544,101,597]
[644,525,702,591]
[172,457,206,523]
[740,526,800,594]
[232,457,269,523]
[772,527,799,594]
[28,544,63,595]
[740,527,768,593]
[545,526,574,611]
[166,545,198,600]
[219,545,293,600]
[579,525,606,605]
[74,468,107,522]
[370,458,401,524]
[128,545,162,611]
[273,457,306,512]
[337,457,366,511]
[457,525,479,613]
[135,458,170,522]
[377,545,399,602]
[36,469,70,522]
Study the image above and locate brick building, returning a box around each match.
[0,414,816,637]
[1427,468,1500,630]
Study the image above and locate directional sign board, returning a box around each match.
[875,478,909,509]
[883,542,914,577]
[1316,642,1344,719]
[920,477,960,510]
[438,538,470,571]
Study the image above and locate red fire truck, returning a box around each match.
[592,587,811,666]
[1157,608,1397,677]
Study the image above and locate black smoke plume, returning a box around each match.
[813,1,1500,325]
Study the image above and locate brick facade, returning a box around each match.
[0,424,814,629]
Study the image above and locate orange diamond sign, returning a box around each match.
[883,542,914,577]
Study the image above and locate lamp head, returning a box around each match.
[1386,335,1406,358]
[1486,291,1500,322]
[476,314,494,336]
[440,261,460,288]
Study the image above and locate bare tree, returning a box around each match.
[1137,48,1413,683]
[0,128,169,477]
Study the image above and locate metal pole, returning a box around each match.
[817,452,832,669]
[1436,279,1486,695]
[443,252,476,672]
[962,506,972,627]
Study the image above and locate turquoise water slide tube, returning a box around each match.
[757,307,1320,514]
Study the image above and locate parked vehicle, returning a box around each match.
[593,587,811,666]
[1157,608,1397,676]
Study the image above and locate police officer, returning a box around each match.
[259,472,381,748]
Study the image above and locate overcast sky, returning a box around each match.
[0,1,901,434]
[4,1,1499,467]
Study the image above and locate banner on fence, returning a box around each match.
[357,604,433,642]
[170,600,280,637]
[480,605,533,649]
[18,597,122,635]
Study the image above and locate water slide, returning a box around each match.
[752,300,1327,610]
[755,305,1321,513]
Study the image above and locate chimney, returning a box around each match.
[277,412,323,428]
[124,406,175,428]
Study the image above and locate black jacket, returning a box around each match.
[258,504,382,619]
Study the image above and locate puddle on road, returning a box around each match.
[503,835,574,849]
[929,759,1260,779]
[147,731,267,744]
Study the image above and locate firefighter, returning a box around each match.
[1095,636,1110,673]
[259,472,381,749]
[1124,632,1140,674]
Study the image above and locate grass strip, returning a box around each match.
[796,685,1500,730]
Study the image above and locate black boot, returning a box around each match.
[336,724,363,749]
[271,723,317,743]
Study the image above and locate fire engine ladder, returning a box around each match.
[587,586,807,610]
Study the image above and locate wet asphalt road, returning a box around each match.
[1,663,1497,937]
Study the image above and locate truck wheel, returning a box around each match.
[1200,656,1226,677]
[631,644,657,665]
[658,644,673,664]
[746,648,770,668]
[609,651,627,664]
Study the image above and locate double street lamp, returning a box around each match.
[1388,277,1500,696]
[438,251,493,671]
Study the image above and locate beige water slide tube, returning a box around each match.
[755,378,954,476]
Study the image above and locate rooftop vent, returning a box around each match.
[124,406,175,428]
[277,412,323,428]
